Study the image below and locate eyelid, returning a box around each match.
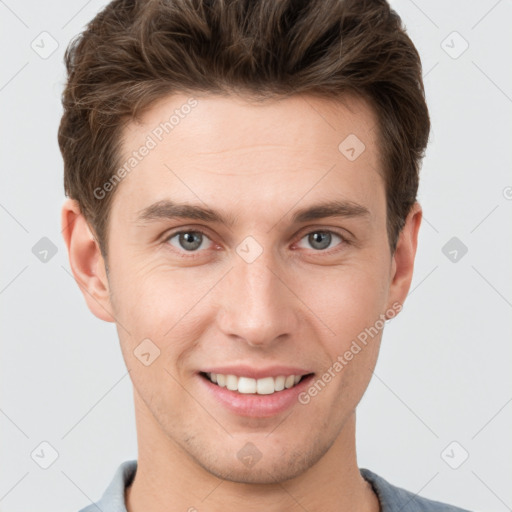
[162,225,214,242]
[295,225,350,239]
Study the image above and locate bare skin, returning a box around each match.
[62,92,421,512]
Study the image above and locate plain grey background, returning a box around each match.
[1,1,511,511]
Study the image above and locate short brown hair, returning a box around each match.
[58,0,430,257]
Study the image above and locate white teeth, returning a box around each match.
[238,376,256,394]
[274,375,285,391]
[206,373,305,394]
[226,374,238,391]
[256,377,275,395]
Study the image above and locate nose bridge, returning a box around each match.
[216,247,296,346]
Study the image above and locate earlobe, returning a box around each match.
[386,202,422,313]
[61,198,115,323]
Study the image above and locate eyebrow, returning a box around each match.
[135,199,371,227]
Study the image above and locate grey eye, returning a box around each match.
[168,231,211,252]
[297,231,343,251]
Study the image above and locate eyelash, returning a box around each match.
[162,227,350,258]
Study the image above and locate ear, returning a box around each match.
[386,202,422,314]
[61,198,115,322]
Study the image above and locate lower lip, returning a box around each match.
[198,373,315,418]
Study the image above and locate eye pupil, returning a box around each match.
[180,232,202,251]
[309,232,331,250]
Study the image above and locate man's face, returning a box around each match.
[94,93,410,483]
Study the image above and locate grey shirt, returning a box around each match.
[78,460,472,511]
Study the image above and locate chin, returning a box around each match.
[183,434,331,485]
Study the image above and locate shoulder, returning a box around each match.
[77,460,137,512]
[360,468,473,512]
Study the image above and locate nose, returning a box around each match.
[215,250,299,348]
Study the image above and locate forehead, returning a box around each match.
[112,92,384,222]
[126,91,379,157]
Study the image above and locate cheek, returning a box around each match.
[110,260,222,371]
[293,262,388,404]
[292,261,390,342]
[109,253,197,328]
[109,234,391,365]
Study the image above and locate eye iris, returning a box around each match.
[309,232,331,250]
[179,232,202,251]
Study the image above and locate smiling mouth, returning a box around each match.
[199,371,314,395]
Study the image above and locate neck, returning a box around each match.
[126,393,380,512]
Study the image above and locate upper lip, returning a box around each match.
[199,365,314,379]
